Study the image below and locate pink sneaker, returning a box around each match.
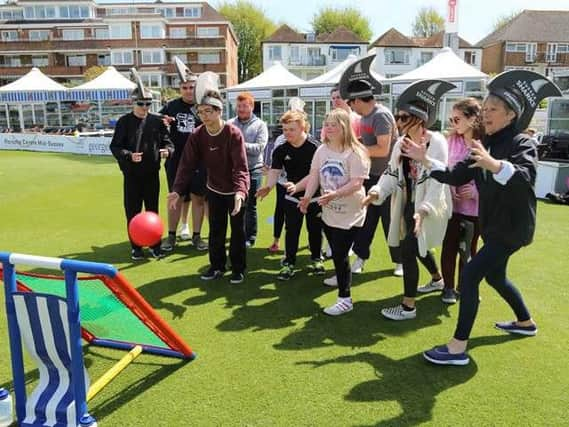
[268,243,280,254]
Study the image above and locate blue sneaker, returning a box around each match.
[495,321,537,336]
[423,345,470,366]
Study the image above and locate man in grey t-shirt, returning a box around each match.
[347,79,402,276]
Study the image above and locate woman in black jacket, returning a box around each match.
[401,70,562,366]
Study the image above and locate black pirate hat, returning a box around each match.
[174,56,198,84]
[487,70,562,131]
[338,55,382,100]
[396,79,457,128]
[129,67,153,101]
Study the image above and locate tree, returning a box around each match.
[83,65,106,82]
[493,10,521,31]
[311,7,372,41]
[218,1,276,83]
[412,7,445,38]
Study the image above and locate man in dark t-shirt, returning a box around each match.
[347,79,402,277]
[160,79,207,252]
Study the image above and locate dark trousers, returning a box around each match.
[207,190,246,274]
[400,230,439,298]
[123,170,160,250]
[454,240,531,341]
[353,176,401,263]
[324,224,360,298]
[245,170,263,243]
[273,183,286,239]
[283,198,322,265]
[441,213,480,290]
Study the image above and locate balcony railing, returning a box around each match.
[288,56,326,67]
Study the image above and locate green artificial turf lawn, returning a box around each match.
[0,151,568,426]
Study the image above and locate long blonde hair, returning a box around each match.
[323,108,370,167]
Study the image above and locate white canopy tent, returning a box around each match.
[0,67,68,130]
[386,47,488,127]
[71,66,136,91]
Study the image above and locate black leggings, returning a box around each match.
[454,240,532,340]
[400,230,439,298]
[323,224,359,298]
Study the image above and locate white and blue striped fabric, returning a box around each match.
[13,292,89,427]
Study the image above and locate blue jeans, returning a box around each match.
[454,240,532,340]
[245,170,263,243]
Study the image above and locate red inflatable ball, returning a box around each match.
[128,212,164,247]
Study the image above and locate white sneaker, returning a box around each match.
[417,278,445,294]
[323,297,353,316]
[180,224,191,241]
[323,276,338,287]
[351,257,365,274]
[393,263,404,277]
[381,304,416,320]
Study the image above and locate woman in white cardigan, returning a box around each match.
[363,79,455,320]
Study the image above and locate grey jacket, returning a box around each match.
[228,114,268,172]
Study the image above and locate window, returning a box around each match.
[141,50,164,65]
[111,50,133,65]
[385,49,410,65]
[1,9,24,20]
[140,24,164,39]
[505,42,527,53]
[108,8,135,15]
[464,50,477,65]
[1,31,19,41]
[59,5,89,18]
[465,80,483,92]
[142,73,162,88]
[62,30,84,41]
[546,43,558,63]
[525,43,537,63]
[109,24,132,40]
[169,28,186,39]
[420,51,434,65]
[197,27,219,38]
[330,46,360,61]
[67,55,86,66]
[5,56,21,67]
[24,6,56,19]
[290,46,300,64]
[32,56,49,67]
[97,54,111,66]
[198,52,220,64]
[30,30,50,41]
[558,44,569,53]
[183,7,201,17]
[268,46,282,61]
[95,28,109,39]
[156,8,174,17]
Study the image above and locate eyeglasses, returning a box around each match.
[197,108,215,116]
[448,116,462,124]
[394,114,411,123]
[135,101,152,107]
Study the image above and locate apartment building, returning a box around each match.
[369,28,481,78]
[476,10,569,77]
[262,24,368,80]
[0,0,238,88]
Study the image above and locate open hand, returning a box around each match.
[318,190,337,207]
[167,192,180,210]
[284,181,296,194]
[298,196,310,214]
[256,186,271,201]
[231,194,243,216]
[400,137,427,162]
[468,140,501,173]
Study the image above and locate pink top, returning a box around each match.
[448,133,479,217]
[320,110,361,141]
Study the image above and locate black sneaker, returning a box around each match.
[441,288,458,304]
[131,249,145,261]
[230,272,244,284]
[277,264,295,280]
[148,247,165,259]
[161,235,176,252]
[201,267,224,281]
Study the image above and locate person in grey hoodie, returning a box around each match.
[228,92,269,246]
